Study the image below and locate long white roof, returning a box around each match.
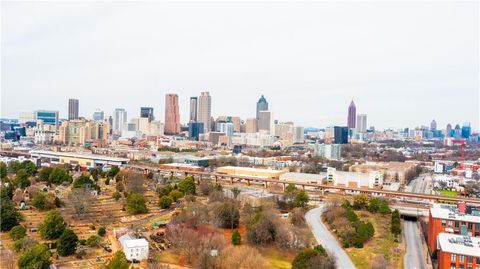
[430,204,480,224]
[30,150,129,162]
[438,233,480,257]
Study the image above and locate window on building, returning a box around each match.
[467,266,472,269]
[452,253,457,261]
[460,255,465,262]
[476,257,480,264]
[442,219,447,227]
[467,256,473,263]
[475,223,479,230]
[455,221,460,228]
[450,264,456,269]
[449,220,454,227]
[459,265,464,269]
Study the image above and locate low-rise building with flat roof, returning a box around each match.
[30,150,129,168]
[326,167,383,189]
[437,233,480,269]
[216,166,286,179]
[279,172,326,184]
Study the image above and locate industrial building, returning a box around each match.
[30,150,129,168]
[326,167,383,189]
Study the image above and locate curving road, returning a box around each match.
[305,206,356,269]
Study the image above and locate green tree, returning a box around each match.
[178,176,196,195]
[21,161,37,176]
[157,184,173,197]
[39,210,66,239]
[0,161,7,178]
[293,190,309,208]
[285,183,297,193]
[14,169,31,188]
[98,227,106,237]
[8,161,21,173]
[9,225,27,240]
[0,189,21,231]
[391,209,401,235]
[105,251,130,269]
[72,175,95,189]
[48,167,72,185]
[90,168,99,181]
[126,192,148,214]
[17,244,51,269]
[57,229,78,256]
[291,246,334,269]
[169,190,183,202]
[107,166,120,178]
[158,196,173,209]
[231,230,241,245]
[38,167,53,182]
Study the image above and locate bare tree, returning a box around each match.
[218,245,269,269]
[67,187,93,218]
[1,249,17,269]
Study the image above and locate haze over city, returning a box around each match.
[2,1,479,130]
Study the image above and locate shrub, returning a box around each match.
[98,227,106,237]
[112,191,121,201]
[391,209,401,235]
[14,237,38,252]
[158,196,173,209]
[86,235,101,247]
[169,190,183,202]
[231,230,241,245]
[9,225,26,240]
[105,251,129,269]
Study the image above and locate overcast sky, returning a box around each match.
[1,1,479,130]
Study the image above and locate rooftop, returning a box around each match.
[430,204,480,224]
[217,166,286,175]
[437,233,480,257]
[119,234,148,248]
[30,150,129,162]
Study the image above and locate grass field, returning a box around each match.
[437,189,459,197]
[345,211,404,269]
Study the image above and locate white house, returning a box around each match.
[118,234,149,261]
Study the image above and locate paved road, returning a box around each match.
[403,220,427,269]
[305,206,356,269]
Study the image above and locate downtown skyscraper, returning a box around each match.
[68,98,79,120]
[113,108,127,135]
[140,107,154,122]
[164,94,180,135]
[197,92,212,133]
[347,100,356,129]
[190,97,198,122]
[256,95,269,120]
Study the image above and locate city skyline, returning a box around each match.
[1,1,478,130]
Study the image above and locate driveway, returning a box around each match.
[305,206,356,269]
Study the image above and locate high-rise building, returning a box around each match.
[446,123,452,137]
[258,111,272,133]
[347,100,356,129]
[356,114,367,133]
[334,126,349,144]
[113,108,127,135]
[293,126,304,144]
[188,122,204,141]
[35,110,59,127]
[68,99,79,120]
[430,120,437,131]
[256,95,269,120]
[461,123,471,139]
[140,107,154,122]
[245,118,258,133]
[454,124,462,139]
[197,92,212,133]
[93,110,104,121]
[164,94,180,135]
[190,97,198,122]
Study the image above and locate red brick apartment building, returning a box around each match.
[436,233,480,269]
[428,203,480,252]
